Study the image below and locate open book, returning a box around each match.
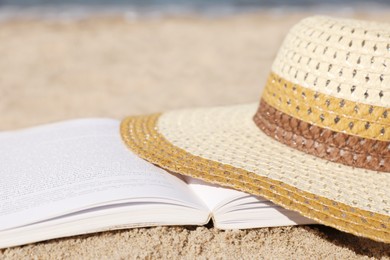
[0,119,315,248]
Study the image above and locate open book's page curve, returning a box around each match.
[185,176,316,229]
[0,119,207,231]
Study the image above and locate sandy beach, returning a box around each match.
[0,11,390,259]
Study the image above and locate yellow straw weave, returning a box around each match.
[262,73,390,141]
[121,114,390,243]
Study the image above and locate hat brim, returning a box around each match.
[120,103,390,243]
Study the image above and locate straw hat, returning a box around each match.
[121,16,390,243]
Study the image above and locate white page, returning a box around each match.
[184,176,256,211]
[0,119,206,231]
[213,195,316,229]
[184,176,315,228]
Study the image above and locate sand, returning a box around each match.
[0,12,389,259]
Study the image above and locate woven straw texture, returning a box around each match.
[120,16,390,243]
[254,100,390,172]
[156,104,389,214]
[272,16,390,108]
[262,73,390,141]
[120,104,390,243]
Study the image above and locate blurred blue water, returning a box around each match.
[0,0,389,19]
[0,0,390,8]
[1,0,389,7]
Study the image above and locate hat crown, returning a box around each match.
[272,16,390,107]
[256,16,390,172]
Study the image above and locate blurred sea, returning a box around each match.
[0,0,390,20]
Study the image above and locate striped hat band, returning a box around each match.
[255,73,390,172]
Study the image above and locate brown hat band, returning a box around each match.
[254,99,390,172]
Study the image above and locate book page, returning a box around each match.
[184,176,316,229]
[0,119,207,231]
[184,176,250,211]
